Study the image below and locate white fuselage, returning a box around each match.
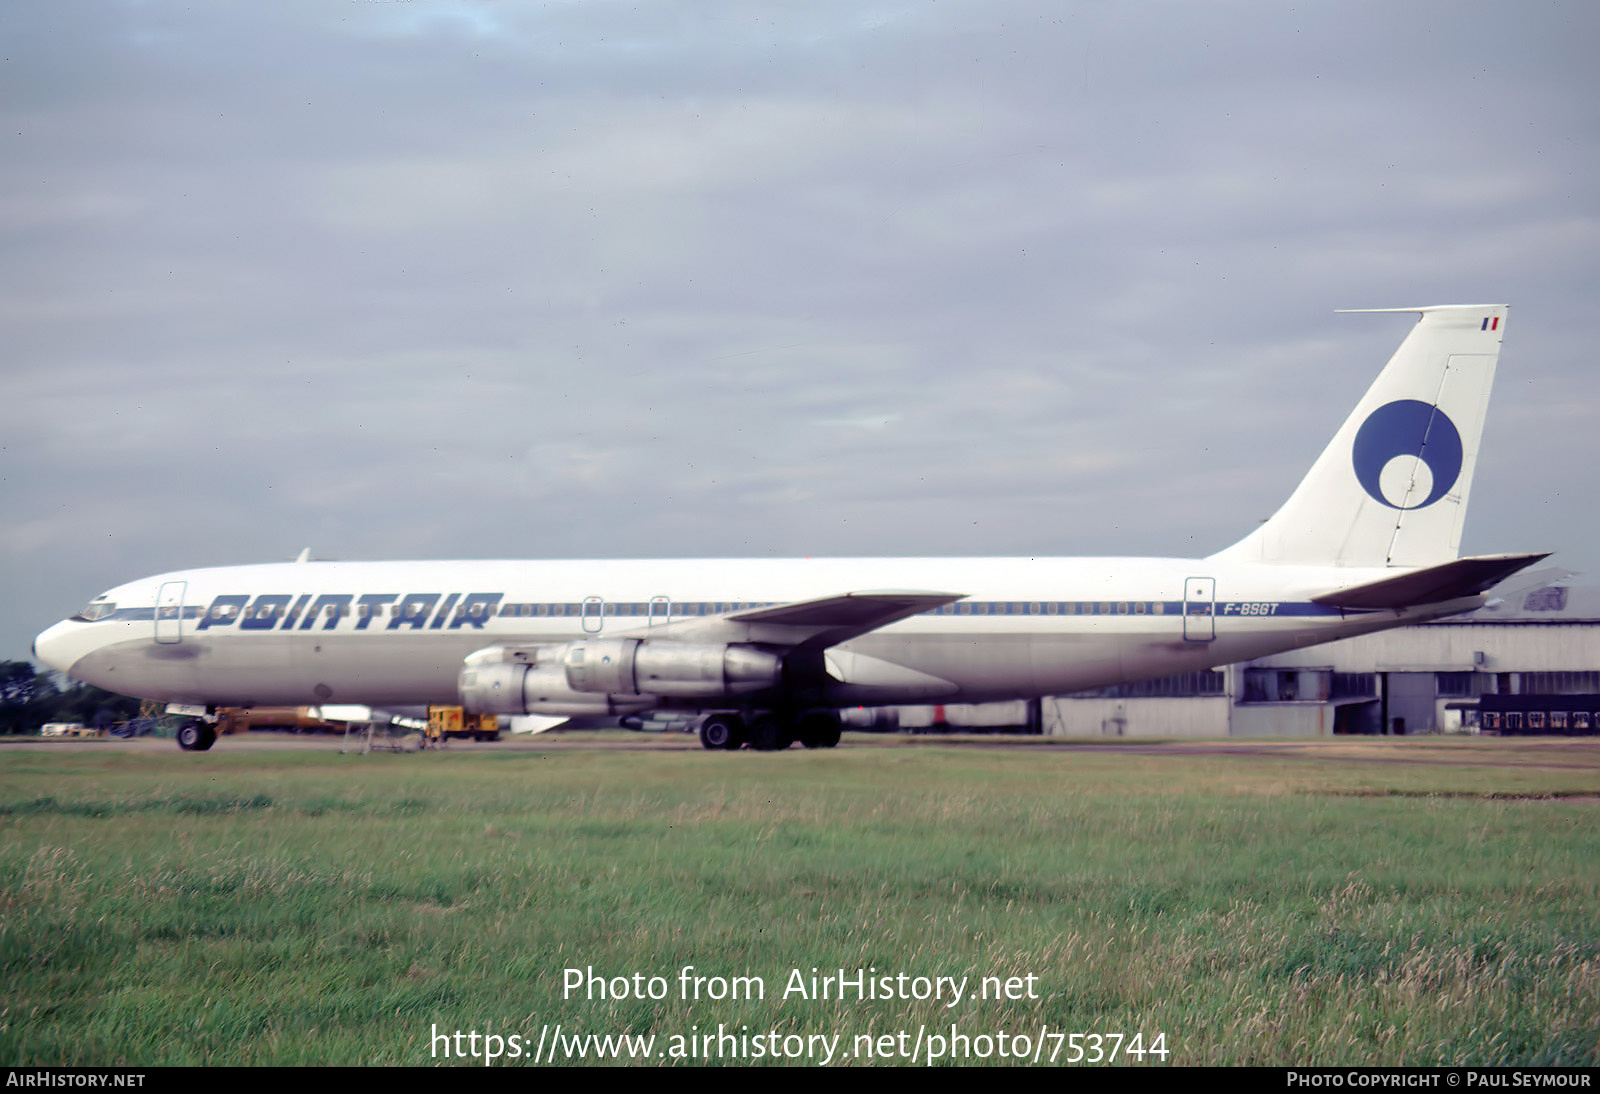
[31,305,1525,731]
[32,555,1466,709]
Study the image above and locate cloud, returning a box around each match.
[2,0,1597,656]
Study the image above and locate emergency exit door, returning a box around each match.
[1183,577,1215,642]
[155,581,186,644]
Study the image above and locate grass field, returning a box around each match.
[2,734,1597,1066]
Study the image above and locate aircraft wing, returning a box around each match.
[1311,552,1551,610]
[635,590,965,652]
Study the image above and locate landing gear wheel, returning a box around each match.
[748,713,794,752]
[176,721,216,752]
[700,715,744,751]
[797,711,842,749]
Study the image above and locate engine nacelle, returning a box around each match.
[459,656,653,717]
[565,638,781,697]
[459,640,783,715]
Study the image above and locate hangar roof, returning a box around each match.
[1466,584,1600,623]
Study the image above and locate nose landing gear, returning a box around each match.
[175,720,217,751]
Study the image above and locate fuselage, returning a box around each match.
[32,555,1469,709]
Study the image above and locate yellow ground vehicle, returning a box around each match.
[425,706,501,745]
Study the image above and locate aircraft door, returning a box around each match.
[155,581,186,645]
[582,596,604,634]
[1183,577,1215,642]
[648,596,671,627]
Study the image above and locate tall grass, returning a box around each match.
[2,740,1596,1065]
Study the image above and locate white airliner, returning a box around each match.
[33,305,1545,752]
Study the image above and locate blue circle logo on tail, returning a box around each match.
[1351,400,1463,509]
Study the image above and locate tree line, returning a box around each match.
[0,660,142,734]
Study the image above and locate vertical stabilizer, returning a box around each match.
[1212,305,1505,568]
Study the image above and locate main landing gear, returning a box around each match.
[698,710,842,752]
[175,720,217,752]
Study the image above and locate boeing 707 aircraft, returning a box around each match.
[33,305,1545,751]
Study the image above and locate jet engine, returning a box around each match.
[458,639,783,716]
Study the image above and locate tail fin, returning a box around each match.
[1212,305,1506,568]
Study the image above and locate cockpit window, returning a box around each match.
[73,599,116,622]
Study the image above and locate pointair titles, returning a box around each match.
[195,592,505,632]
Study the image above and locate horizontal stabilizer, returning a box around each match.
[1311,552,1551,610]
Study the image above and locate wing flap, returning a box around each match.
[1311,552,1551,610]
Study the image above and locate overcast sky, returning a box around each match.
[3,0,1596,661]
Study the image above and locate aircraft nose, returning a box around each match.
[33,620,77,674]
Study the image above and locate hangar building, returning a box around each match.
[877,584,1600,737]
